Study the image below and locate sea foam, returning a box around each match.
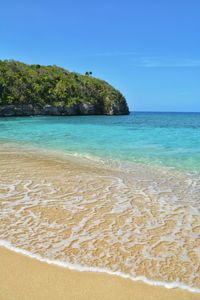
[0,146,200,294]
[1,240,200,294]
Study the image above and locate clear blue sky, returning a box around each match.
[1,0,200,111]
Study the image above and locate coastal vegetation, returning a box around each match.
[0,60,129,116]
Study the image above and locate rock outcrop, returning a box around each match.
[0,60,129,116]
[0,102,129,117]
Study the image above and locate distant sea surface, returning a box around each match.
[0,112,200,293]
[0,112,200,172]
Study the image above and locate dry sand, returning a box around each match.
[0,247,199,300]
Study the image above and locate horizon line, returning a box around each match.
[131,110,200,113]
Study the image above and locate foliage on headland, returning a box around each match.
[0,60,129,116]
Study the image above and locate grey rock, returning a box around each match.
[43,105,60,115]
[0,105,16,117]
[22,105,34,116]
[0,101,129,117]
[79,103,95,115]
[62,105,79,115]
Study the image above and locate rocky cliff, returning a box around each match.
[0,60,129,116]
[0,102,129,117]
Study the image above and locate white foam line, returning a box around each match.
[0,240,200,294]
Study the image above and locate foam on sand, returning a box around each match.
[0,144,200,294]
[1,240,200,294]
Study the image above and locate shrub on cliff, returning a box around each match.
[0,60,129,115]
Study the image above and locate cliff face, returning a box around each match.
[0,102,129,117]
[0,60,129,116]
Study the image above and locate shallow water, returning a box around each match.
[0,112,200,172]
[0,112,200,293]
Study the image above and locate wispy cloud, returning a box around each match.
[92,52,200,68]
[132,57,200,68]
[92,51,138,57]
[66,51,200,68]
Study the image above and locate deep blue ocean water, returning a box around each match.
[0,112,200,172]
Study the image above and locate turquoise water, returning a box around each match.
[1,112,200,293]
[0,112,200,172]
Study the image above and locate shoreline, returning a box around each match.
[1,239,200,295]
[1,139,198,176]
[1,246,200,300]
[1,142,200,297]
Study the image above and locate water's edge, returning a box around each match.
[1,141,200,294]
[1,240,200,294]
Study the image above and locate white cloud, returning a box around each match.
[71,51,200,68]
[93,51,138,57]
[132,57,200,68]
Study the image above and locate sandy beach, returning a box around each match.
[0,246,199,300]
[0,144,200,299]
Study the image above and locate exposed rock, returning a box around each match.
[63,105,79,115]
[78,103,96,115]
[22,105,34,116]
[0,60,130,116]
[0,102,129,117]
[42,105,60,116]
[108,102,129,115]
[0,105,16,117]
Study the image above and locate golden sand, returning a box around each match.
[0,143,200,295]
[0,247,199,300]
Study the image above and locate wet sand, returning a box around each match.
[0,143,200,297]
[0,247,199,300]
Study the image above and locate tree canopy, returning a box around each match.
[0,60,129,114]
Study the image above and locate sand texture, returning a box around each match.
[0,247,199,300]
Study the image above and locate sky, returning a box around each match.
[1,0,200,112]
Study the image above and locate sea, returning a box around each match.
[0,112,200,293]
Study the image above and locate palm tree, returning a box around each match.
[85,71,93,76]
